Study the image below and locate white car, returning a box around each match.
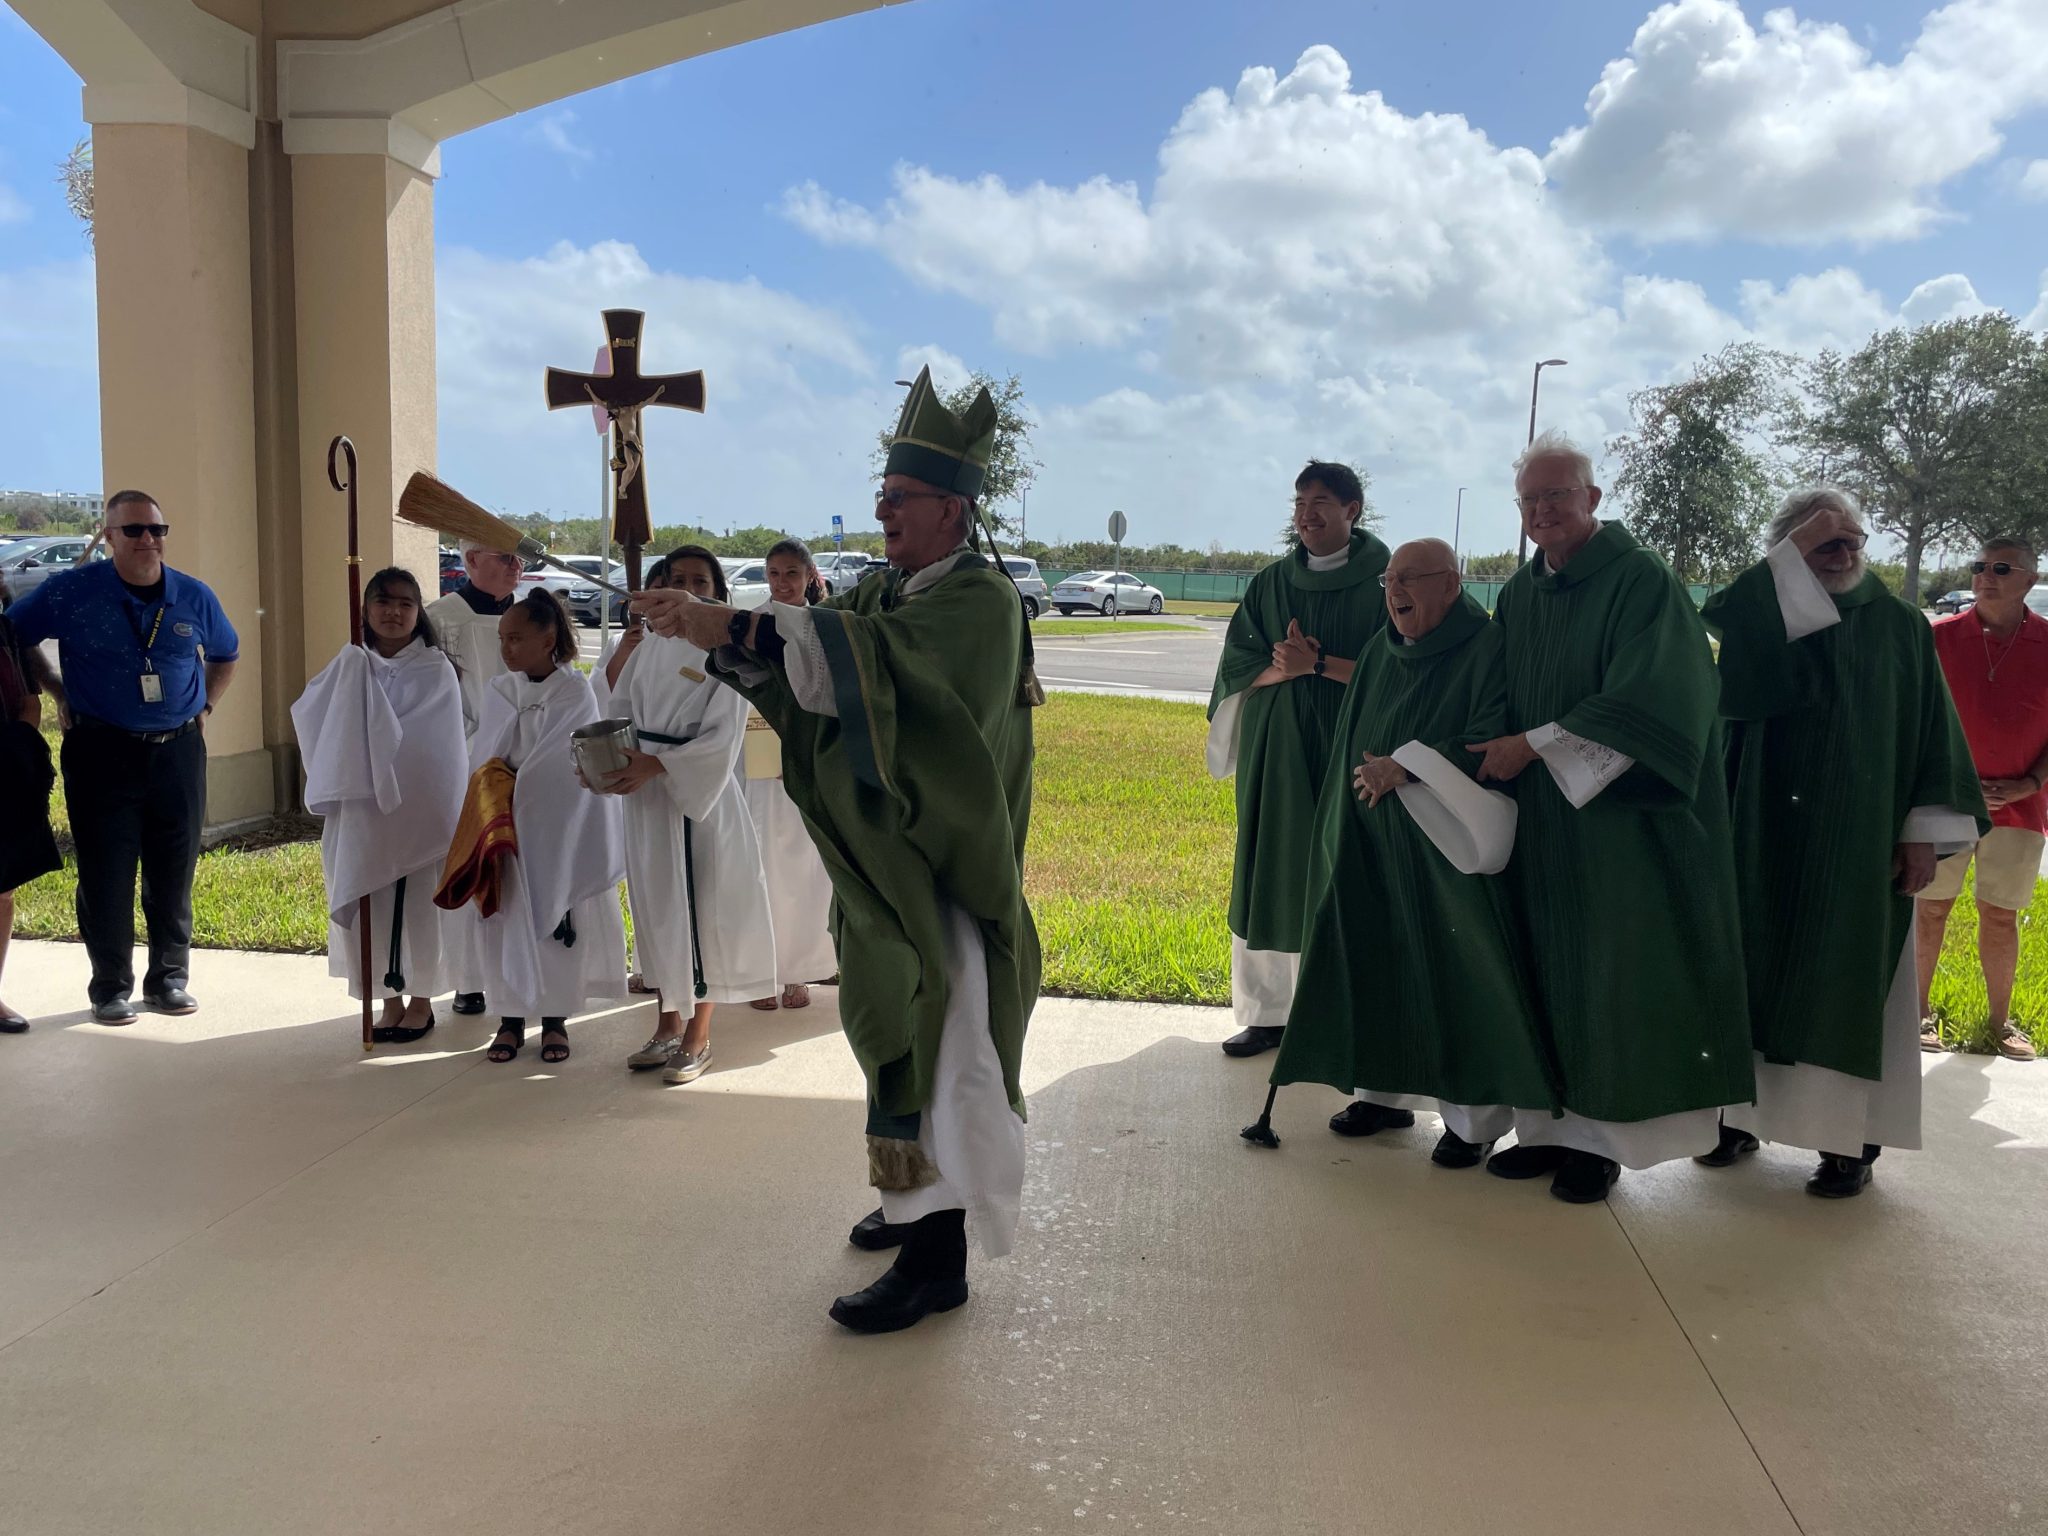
[1050,570,1164,617]
[725,559,772,610]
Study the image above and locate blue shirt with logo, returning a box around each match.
[7,561,239,732]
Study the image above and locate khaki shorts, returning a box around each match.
[1922,825,2047,911]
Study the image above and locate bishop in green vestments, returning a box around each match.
[634,367,1038,1333]
[1701,488,1985,1199]
[1272,542,1558,1163]
[1207,460,1389,1058]
[1468,434,1754,1204]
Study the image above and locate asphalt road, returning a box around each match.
[576,613,1225,702]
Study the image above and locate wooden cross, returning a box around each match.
[544,309,705,589]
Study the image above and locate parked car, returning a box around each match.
[1050,570,1164,617]
[2027,586,2048,620]
[1930,589,1976,615]
[725,559,772,610]
[0,534,107,600]
[816,551,869,594]
[998,556,1049,620]
[438,547,464,595]
[563,561,633,627]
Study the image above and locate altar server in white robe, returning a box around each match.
[746,539,837,1012]
[439,590,624,1066]
[595,555,668,997]
[594,547,775,1084]
[291,567,467,1042]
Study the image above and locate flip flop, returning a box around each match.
[487,1023,523,1063]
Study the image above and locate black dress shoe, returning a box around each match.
[1221,1026,1284,1058]
[1484,1143,1570,1180]
[1806,1154,1874,1199]
[829,1264,970,1333]
[1695,1125,1760,1168]
[1431,1128,1493,1168]
[451,992,487,1016]
[1551,1151,1621,1204]
[0,1011,28,1034]
[143,988,198,1016]
[1328,1101,1416,1137]
[91,998,138,1025]
[849,1207,912,1251]
[373,1009,437,1045]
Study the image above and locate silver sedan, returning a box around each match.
[1050,570,1164,617]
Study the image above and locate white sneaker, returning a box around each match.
[662,1044,713,1084]
[627,1035,686,1070]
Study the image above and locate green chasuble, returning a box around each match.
[711,553,1038,1121]
[1209,529,1391,951]
[1495,522,1753,1122]
[1271,594,1558,1111]
[1703,560,1986,1081]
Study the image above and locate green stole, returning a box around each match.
[1272,593,1558,1109]
[711,553,1039,1155]
[1210,528,1390,951]
[1495,522,1755,1121]
[1705,561,1986,1079]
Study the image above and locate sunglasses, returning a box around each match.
[113,523,168,541]
[1972,560,2033,577]
[874,487,953,510]
[1812,535,1866,556]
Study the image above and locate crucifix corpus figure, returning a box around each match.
[544,309,705,589]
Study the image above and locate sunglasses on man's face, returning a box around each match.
[114,523,168,541]
[1972,560,2032,577]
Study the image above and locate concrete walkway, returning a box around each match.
[2,938,2044,1535]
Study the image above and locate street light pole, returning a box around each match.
[1516,358,1569,564]
[1453,486,1466,571]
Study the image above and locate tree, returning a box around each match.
[873,368,1040,536]
[1609,343,1789,584]
[1464,550,1519,578]
[1791,315,2047,603]
[57,137,92,247]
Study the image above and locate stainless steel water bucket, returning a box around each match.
[571,717,638,786]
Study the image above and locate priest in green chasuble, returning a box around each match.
[1270,541,1558,1162]
[632,367,1037,1333]
[1700,488,1985,1199]
[1208,462,1390,1059]
[1468,432,1755,1204]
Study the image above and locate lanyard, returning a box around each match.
[126,599,166,673]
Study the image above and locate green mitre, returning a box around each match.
[884,365,997,499]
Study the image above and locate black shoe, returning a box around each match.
[1431,1128,1493,1168]
[143,988,198,1016]
[1551,1151,1621,1204]
[91,997,138,1025]
[829,1264,970,1333]
[373,1008,437,1045]
[451,992,487,1016]
[849,1207,912,1251]
[0,1011,27,1034]
[1221,1026,1284,1058]
[1484,1142,1570,1180]
[1806,1154,1874,1199]
[1328,1101,1416,1137]
[1695,1125,1760,1168]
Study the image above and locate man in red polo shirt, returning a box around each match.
[1917,536,2048,1061]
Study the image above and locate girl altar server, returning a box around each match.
[746,539,838,1012]
[437,589,624,1065]
[291,567,467,1042]
[594,545,775,1084]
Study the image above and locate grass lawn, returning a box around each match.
[1030,620,1193,640]
[1164,599,1238,618]
[15,708,2048,1044]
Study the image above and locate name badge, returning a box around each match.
[679,665,705,683]
[139,673,164,704]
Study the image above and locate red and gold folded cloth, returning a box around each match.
[433,757,517,917]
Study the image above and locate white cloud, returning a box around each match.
[1737,268,1891,353]
[1899,273,1991,326]
[436,240,885,533]
[2019,160,2048,201]
[527,108,593,164]
[893,344,972,392]
[1544,0,2048,243]
[2023,270,2048,333]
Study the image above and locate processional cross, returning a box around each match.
[544,309,705,588]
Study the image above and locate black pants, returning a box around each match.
[61,722,207,1005]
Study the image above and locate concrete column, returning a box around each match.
[90,120,273,827]
[289,151,439,670]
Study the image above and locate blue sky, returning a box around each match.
[3,0,2046,557]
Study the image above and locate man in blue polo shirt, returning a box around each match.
[8,490,238,1023]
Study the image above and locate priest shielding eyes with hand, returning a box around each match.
[631,368,1038,1336]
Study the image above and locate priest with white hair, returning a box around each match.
[1700,487,1985,1198]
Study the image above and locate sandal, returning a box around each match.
[749,996,780,1011]
[487,1022,523,1063]
[781,984,810,1010]
[540,1021,571,1064]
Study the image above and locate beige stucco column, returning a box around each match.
[90,120,274,827]
[288,137,439,666]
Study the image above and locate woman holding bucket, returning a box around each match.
[587,545,774,1084]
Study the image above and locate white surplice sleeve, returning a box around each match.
[1206,692,1246,779]
[1901,805,1980,857]
[1767,537,1843,642]
[1526,720,1635,810]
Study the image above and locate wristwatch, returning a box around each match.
[1311,640,1326,678]
[727,610,751,648]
